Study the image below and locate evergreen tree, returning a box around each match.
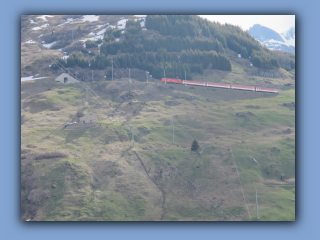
[191,138,200,152]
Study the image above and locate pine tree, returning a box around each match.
[191,138,200,152]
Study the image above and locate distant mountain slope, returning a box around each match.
[247,24,295,55]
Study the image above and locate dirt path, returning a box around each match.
[132,151,166,220]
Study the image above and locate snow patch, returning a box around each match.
[21,76,48,82]
[38,34,43,38]
[42,41,57,49]
[115,38,120,42]
[25,40,36,44]
[94,25,105,30]
[140,21,145,28]
[82,15,99,22]
[97,27,108,35]
[29,19,36,24]
[32,24,49,31]
[117,19,128,30]
[57,18,73,27]
[62,55,69,59]
[36,15,53,21]
[134,15,147,17]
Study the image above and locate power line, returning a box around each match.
[21,31,243,220]
[229,143,252,221]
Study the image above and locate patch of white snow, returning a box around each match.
[36,15,53,21]
[42,41,57,49]
[38,34,43,38]
[117,19,128,30]
[32,24,49,31]
[25,40,36,44]
[82,15,100,22]
[96,27,108,36]
[21,76,48,82]
[94,25,105,30]
[57,18,73,27]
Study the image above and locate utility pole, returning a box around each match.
[85,86,89,108]
[131,127,136,147]
[172,116,174,143]
[72,28,74,43]
[111,58,114,81]
[185,71,186,81]
[255,187,259,220]
[164,70,166,84]
[146,71,148,83]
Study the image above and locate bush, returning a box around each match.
[81,48,88,54]
[77,110,84,117]
[85,40,99,48]
[191,138,200,152]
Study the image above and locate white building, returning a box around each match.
[55,73,79,83]
[79,112,98,123]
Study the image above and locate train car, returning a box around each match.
[182,80,206,87]
[206,82,231,89]
[161,78,182,84]
[231,84,255,91]
[255,87,279,94]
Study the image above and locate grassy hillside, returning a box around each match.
[21,77,295,221]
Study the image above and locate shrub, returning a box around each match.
[77,110,84,117]
[191,138,200,152]
[85,40,99,48]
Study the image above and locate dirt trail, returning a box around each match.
[132,151,166,220]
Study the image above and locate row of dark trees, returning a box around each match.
[146,15,211,38]
[52,15,290,78]
[144,36,224,53]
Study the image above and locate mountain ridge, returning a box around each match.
[247,24,295,54]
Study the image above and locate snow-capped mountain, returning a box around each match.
[247,24,295,55]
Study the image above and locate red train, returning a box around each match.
[160,78,279,94]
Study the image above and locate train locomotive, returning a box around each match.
[160,78,279,94]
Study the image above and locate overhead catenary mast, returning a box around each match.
[111,58,114,81]
[172,116,174,143]
[255,187,259,219]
